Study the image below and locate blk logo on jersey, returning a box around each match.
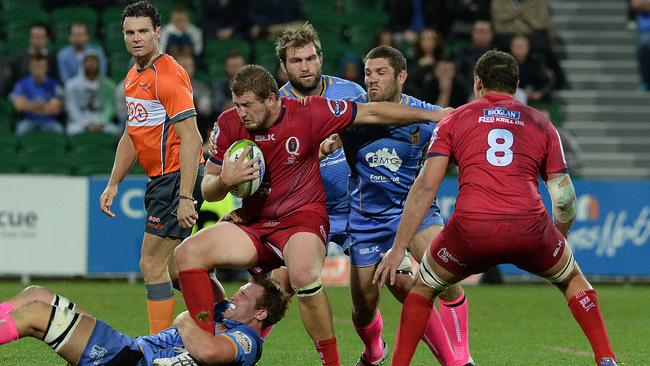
[255,134,275,142]
[365,148,402,172]
[326,99,348,116]
[483,107,520,119]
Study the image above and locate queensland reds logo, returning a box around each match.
[285,136,300,164]
[128,102,148,123]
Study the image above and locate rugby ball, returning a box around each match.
[228,139,265,198]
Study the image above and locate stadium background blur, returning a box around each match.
[0,0,648,364]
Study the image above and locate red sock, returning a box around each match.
[568,290,616,363]
[422,306,455,366]
[0,302,15,314]
[260,325,274,339]
[314,337,341,366]
[178,269,215,333]
[440,289,470,365]
[0,312,19,344]
[393,293,434,366]
[354,311,385,362]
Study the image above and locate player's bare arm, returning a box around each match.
[545,172,577,238]
[201,147,260,202]
[374,155,449,287]
[353,102,453,126]
[100,129,138,217]
[173,116,203,228]
[174,311,238,364]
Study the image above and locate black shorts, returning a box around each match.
[144,167,204,239]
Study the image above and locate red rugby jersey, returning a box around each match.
[210,96,357,219]
[427,93,567,219]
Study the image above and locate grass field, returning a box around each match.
[0,280,647,365]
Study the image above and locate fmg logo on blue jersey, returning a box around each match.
[483,107,520,119]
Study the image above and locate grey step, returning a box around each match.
[565,121,650,135]
[580,166,650,179]
[560,60,637,76]
[576,136,650,153]
[557,89,649,105]
[566,74,640,90]
[553,15,626,31]
[548,2,625,17]
[559,30,634,46]
[563,47,636,61]
[559,36,635,47]
[581,153,650,168]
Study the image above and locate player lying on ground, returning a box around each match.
[374,50,618,366]
[0,276,289,366]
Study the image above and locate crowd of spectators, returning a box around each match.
[1,0,571,148]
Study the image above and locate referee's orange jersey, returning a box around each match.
[124,53,204,177]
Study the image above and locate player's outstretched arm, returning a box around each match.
[353,102,453,126]
[545,172,577,238]
[100,129,137,217]
[174,311,238,364]
[374,156,449,287]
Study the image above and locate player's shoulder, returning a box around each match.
[354,93,369,103]
[402,94,442,111]
[224,324,262,356]
[153,54,189,79]
[217,107,241,127]
[279,82,293,97]
[323,75,364,96]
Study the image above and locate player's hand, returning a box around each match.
[319,134,342,159]
[221,208,253,224]
[99,185,118,217]
[176,198,198,229]
[429,107,455,122]
[220,146,261,187]
[373,247,406,287]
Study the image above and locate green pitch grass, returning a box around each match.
[0,281,647,365]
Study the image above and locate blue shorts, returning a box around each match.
[78,320,142,366]
[328,210,351,252]
[348,208,443,267]
[79,321,185,366]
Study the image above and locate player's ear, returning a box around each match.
[279,60,288,74]
[254,308,269,323]
[397,69,407,86]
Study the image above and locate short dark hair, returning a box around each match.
[68,22,88,35]
[230,65,279,101]
[253,277,290,329]
[122,0,161,29]
[365,45,407,74]
[29,22,51,37]
[275,22,322,63]
[474,50,519,94]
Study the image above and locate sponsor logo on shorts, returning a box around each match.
[148,215,161,223]
[359,245,381,255]
[232,331,253,354]
[437,247,465,267]
[365,148,402,172]
[553,239,563,257]
[320,225,326,241]
[262,221,280,227]
[88,344,108,363]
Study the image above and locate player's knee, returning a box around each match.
[173,238,201,270]
[42,304,82,352]
[545,251,578,285]
[418,258,451,293]
[291,273,323,298]
[21,285,53,303]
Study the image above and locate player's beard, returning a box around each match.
[289,69,322,96]
[368,80,400,103]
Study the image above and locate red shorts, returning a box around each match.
[237,204,329,276]
[429,214,566,277]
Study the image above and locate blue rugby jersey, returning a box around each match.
[279,75,364,214]
[136,301,262,366]
[344,94,442,216]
